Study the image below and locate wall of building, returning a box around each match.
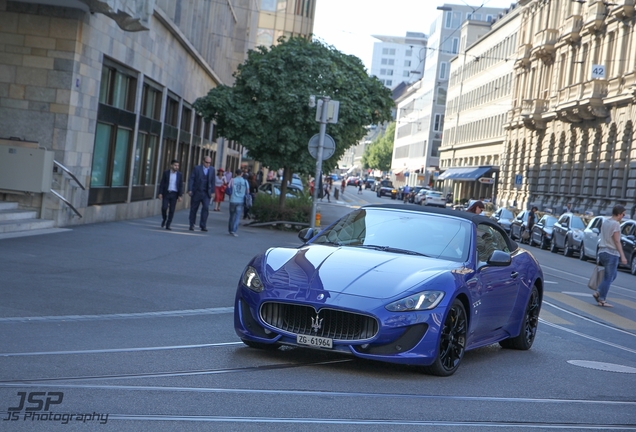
[0,0,256,226]
[501,0,636,216]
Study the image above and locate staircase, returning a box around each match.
[0,202,68,239]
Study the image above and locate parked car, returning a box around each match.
[413,189,428,205]
[490,208,517,234]
[619,220,636,275]
[364,178,375,189]
[407,186,427,203]
[579,216,604,262]
[529,214,558,249]
[258,182,304,199]
[550,213,589,256]
[347,176,359,186]
[376,180,397,199]
[509,210,531,241]
[421,190,446,208]
[234,204,543,376]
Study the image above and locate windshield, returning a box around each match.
[571,216,586,229]
[501,209,515,219]
[544,216,557,227]
[312,208,472,262]
[381,181,394,188]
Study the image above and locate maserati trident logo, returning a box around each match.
[311,314,323,333]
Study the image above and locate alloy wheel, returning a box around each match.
[439,301,467,372]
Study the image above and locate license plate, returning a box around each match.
[296,334,333,349]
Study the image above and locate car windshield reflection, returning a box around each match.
[312,208,472,262]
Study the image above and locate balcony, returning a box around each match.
[515,43,532,68]
[555,80,609,122]
[608,0,635,21]
[582,1,607,35]
[520,99,548,129]
[560,15,583,44]
[531,29,559,64]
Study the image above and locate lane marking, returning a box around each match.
[541,265,636,297]
[95,414,636,429]
[0,307,234,323]
[542,301,636,338]
[544,293,636,330]
[0,342,242,357]
[0,382,634,407]
[540,319,636,355]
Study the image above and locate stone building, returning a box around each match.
[500,0,636,216]
[0,0,258,231]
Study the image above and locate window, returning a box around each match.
[382,48,396,55]
[434,114,445,131]
[445,11,462,29]
[380,69,386,75]
[132,132,158,186]
[431,139,442,157]
[386,69,394,76]
[99,64,136,111]
[381,58,388,65]
[406,49,413,57]
[90,123,132,188]
[437,88,447,105]
[386,80,392,86]
[381,58,394,65]
[261,0,276,11]
[404,60,411,67]
[181,106,192,131]
[165,97,179,126]
[403,71,410,77]
[141,83,162,120]
[257,28,274,46]
[452,38,459,54]
[476,224,509,262]
[486,14,493,22]
[439,62,447,79]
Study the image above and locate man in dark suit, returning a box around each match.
[158,159,183,231]
[187,156,215,232]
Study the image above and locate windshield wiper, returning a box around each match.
[356,245,429,256]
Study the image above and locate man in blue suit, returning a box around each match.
[188,156,215,232]
[158,159,183,231]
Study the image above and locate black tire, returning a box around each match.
[550,238,558,253]
[579,242,587,261]
[631,255,636,276]
[540,235,549,250]
[563,237,573,257]
[499,285,540,350]
[529,234,536,247]
[421,299,467,377]
[241,339,280,350]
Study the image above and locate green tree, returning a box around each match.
[193,37,393,209]
[362,122,395,172]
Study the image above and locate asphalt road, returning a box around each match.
[0,187,635,431]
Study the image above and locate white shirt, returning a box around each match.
[168,171,178,192]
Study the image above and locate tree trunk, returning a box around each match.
[278,166,291,212]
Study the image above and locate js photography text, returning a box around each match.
[3,391,108,425]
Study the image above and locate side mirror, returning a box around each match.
[298,227,316,243]
[592,228,599,235]
[487,250,512,266]
[627,235,636,242]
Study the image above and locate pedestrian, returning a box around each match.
[358,180,363,195]
[341,179,346,195]
[157,159,183,231]
[466,200,485,215]
[228,169,248,237]
[323,177,331,202]
[244,173,257,219]
[525,206,538,243]
[403,184,410,202]
[256,168,264,186]
[212,168,227,212]
[187,156,215,231]
[593,205,627,307]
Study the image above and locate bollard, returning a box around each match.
[334,188,339,200]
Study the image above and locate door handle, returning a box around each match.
[510,272,519,279]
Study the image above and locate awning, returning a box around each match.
[438,166,492,181]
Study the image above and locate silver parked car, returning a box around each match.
[578,216,603,261]
[421,190,446,208]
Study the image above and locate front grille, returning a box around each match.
[260,302,379,341]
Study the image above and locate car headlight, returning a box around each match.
[242,266,264,292]
[572,230,583,240]
[385,291,445,312]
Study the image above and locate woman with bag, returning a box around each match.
[212,168,227,212]
[592,205,627,307]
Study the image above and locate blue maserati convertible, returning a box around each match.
[234,204,543,376]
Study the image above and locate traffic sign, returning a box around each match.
[514,174,523,188]
[308,133,336,160]
[478,177,494,184]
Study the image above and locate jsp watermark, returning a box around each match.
[3,391,108,425]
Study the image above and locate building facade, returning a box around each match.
[370,32,427,89]
[0,0,258,228]
[391,3,506,188]
[500,0,636,217]
[256,0,316,46]
[439,5,520,203]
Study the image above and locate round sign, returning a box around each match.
[308,133,336,160]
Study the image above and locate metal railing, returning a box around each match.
[51,160,85,218]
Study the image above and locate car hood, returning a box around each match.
[261,245,456,300]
